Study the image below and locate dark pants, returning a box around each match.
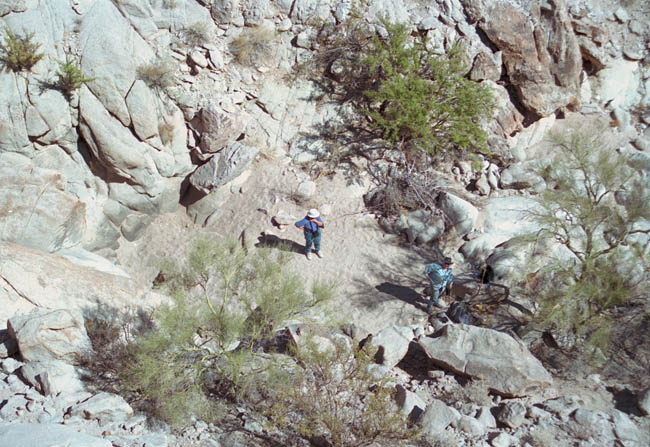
[427,286,443,313]
[427,284,451,313]
[304,231,321,254]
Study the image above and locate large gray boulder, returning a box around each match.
[7,309,92,364]
[406,210,445,245]
[70,392,134,424]
[0,241,167,326]
[0,73,32,154]
[0,423,111,447]
[18,360,86,396]
[499,161,546,191]
[419,398,461,435]
[437,192,479,236]
[611,409,649,446]
[199,104,251,154]
[79,86,166,197]
[369,325,414,369]
[460,196,540,265]
[190,142,260,194]
[418,324,553,396]
[0,157,86,253]
[395,384,426,419]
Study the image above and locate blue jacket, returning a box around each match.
[295,216,323,235]
[425,262,453,289]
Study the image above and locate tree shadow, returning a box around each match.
[347,241,437,313]
[254,232,304,254]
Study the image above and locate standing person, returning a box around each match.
[295,208,324,260]
[424,257,454,314]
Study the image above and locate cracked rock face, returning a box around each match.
[418,323,553,396]
[472,0,582,117]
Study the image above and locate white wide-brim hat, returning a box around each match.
[307,208,320,218]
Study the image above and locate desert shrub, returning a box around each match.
[446,378,492,407]
[357,21,494,159]
[525,127,650,356]
[182,21,211,47]
[0,28,44,72]
[119,238,335,426]
[267,336,419,447]
[137,59,176,90]
[55,54,94,97]
[230,26,276,66]
[81,306,154,394]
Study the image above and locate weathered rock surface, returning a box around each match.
[70,392,134,424]
[0,423,111,447]
[199,104,251,154]
[190,142,260,194]
[370,325,413,368]
[436,192,479,236]
[419,398,461,435]
[418,324,553,396]
[20,360,85,396]
[468,0,582,116]
[0,157,86,253]
[7,309,92,364]
[0,242,166,325]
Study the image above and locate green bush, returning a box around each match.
[267,336,419,446]
[358,22,494,158]
[0,28,44,72]
[526,127,650,356]
[55,54,94,96]
[120,238,334,426]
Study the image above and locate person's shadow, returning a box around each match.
[375,282,428,312]
[255,232,305,254]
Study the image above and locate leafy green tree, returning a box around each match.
[120,238,334,426]
[0,28,44,72]
[358,22,494,158]
[526,128,650,353]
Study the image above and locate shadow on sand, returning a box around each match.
[254,232,305,254]
[375,282,428,313]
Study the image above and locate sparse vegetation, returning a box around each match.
[136,59,176,90]
[230,26,276,66]
[525,127,650,358]
[447,378,492,407]
[0,28,44,72]
[55,54,94,97]
[118,238,334,426]
[267,336,419,446]
[181,21,211,47]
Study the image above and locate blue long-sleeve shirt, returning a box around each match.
[425,262,453,289]
[295,216,323,235]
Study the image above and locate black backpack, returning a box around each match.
[447,302,472,325]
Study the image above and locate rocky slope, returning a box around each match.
[1,0,649,446]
